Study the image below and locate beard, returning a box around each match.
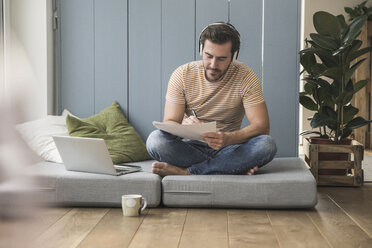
[203,64,229,83]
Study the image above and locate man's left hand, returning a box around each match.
[201,132,230,150]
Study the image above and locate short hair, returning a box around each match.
[199,22,241,60]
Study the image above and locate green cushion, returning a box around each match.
[65,101,151,164]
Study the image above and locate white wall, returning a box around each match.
[3,0,53,123]
[300,0,365,142]
[0,1,4,103]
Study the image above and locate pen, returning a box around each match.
[191,109,198,118]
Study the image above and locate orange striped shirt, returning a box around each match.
[166,61,265,132]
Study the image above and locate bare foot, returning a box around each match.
[246,166,259,175]
[152,162,191,176]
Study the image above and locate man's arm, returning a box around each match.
[230,101,270,143]
[202,102,270,150]
[163,101,185,124]
[163,101,202,125]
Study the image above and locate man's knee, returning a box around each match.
[256,135,277,154]
[146,130,168,155]
[249,135,277,166]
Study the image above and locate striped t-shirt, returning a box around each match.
[166,61,265,132]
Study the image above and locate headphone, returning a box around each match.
[199,22,241,61]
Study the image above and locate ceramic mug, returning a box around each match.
[121,194,147,217]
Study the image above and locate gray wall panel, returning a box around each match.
[95,0,128,115]
[263,0,300,157]
[59,0,94,117]
[195,0,229,60]
[129,0,162,140]
[58,0,301,156]
[230,0,262,81]
[230,0,263,129]
[161,0,195,118]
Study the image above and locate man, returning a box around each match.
[146,22,277,176]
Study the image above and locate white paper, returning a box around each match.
[152,121,217,141]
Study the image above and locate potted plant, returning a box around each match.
[299,11,372,181]
[300,11,372,141]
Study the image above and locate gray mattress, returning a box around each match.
[2,157,317,209]
[162,157,317,208]
[26,160,161,207]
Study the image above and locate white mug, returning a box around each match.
[121,194,147,217]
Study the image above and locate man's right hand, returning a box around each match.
[182,116,202,125]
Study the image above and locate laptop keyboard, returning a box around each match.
[114,164,142,174]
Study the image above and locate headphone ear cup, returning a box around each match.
[199,43,203,56]
[232,51,238,61]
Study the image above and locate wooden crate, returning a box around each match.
[303,138,364,187]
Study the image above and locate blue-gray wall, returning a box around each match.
[57,0,300,157]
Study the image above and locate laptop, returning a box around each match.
[53,135,142,176]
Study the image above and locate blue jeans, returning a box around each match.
[146,130,277,175]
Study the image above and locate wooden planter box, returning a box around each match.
[303,138,364,187]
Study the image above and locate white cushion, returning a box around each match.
[15,110,72,163]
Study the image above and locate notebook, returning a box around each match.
[53,135,142,176]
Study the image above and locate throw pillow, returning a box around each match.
[16,109,73,163]
[66,101,151,164]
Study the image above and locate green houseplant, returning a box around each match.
[300,11,372,141]
[345,0,372,21]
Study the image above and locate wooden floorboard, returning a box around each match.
[319,186,372,238]
[268,209,330,248]
[128,208,187,248]
[0,207,71,248]
[307,191,372,248]
[178,209,229,248]
[2,184,372,247]
[77,208,148,248]
[32,208,109,248]
[227,209,280,248]
[0,217,37,248]
[36,207,73,235]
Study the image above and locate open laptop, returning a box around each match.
[53,135,142,176]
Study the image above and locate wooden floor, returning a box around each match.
[1,184,372,248]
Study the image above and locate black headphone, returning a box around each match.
[199,22,241,61]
